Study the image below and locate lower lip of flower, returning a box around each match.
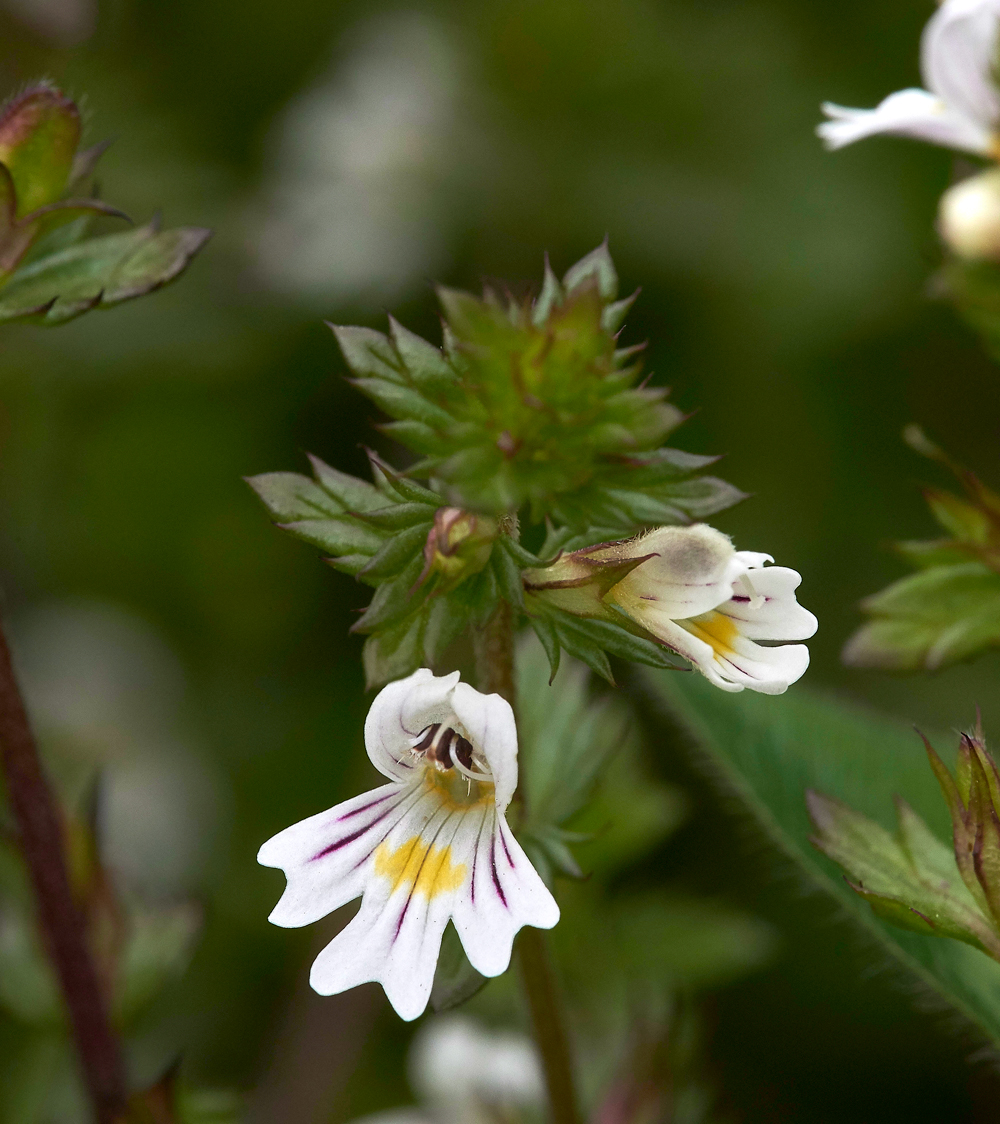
[682,611,740,658]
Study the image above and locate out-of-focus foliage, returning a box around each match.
[809,724,1000,961]
[642,666,1000,1047]
[844,426,1000,671]
[516,633,686,882]
[0,82,209,323]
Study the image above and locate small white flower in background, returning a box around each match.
[346,1016,543,1124]
[605,524,817,695]
[258,670,559,1021]
[410,1016,544,1113]
[818,0,1000,156]
[939,166,1000,258]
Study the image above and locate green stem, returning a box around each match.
[517,927,581,1124]
[473,602,580,1124]
[0,621,126,1123]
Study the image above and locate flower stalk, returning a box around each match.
[472,604,580,1124]
[0,620,126,1124]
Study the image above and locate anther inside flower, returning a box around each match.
[818,0,1000,156]
[257,669,558,1021]
[602,524,817,694]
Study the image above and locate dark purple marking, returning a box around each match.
[730,595,751,604]
[337,792,395,821]
[394,893,413,941]
[311,810,392,861]
[490,833,508,909]
[499,825,516,869]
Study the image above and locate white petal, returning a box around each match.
[708,638,811,695]
[450,682,518,811]
[452,811,559,978]
[364,668,461,781]
[733,550,773,570]
[922,0,1000,131]
[818,90,991,154]
[719,566,818,642]
[656,616,810,695]
[259,779,429,927]
[309,788,474,1020]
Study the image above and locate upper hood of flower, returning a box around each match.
[364,668,519,811]
[604,524,760,621]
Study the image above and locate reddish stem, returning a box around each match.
[0,622,126,1123]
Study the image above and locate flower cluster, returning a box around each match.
[255,245,818,1023]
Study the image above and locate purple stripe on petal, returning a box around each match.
[490,831,508,909]
[337,792,395,821]
[394,893,412,941]
[311,814,389,861]
[499,824,515,869]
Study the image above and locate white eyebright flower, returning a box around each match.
[606,524,818,695]
[410,1015,544,1111]
[258,669,559,1021]
[818,0,1000,156]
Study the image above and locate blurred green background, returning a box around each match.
[1,0,999,1120]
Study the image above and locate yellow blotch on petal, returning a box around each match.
[374,835,467,899]
[685,611,740,659]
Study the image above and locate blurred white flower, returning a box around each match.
[259,669,558,1021]
[2,0,95,44]
[410,1015,544,1111]
[605,524,817,694]
[253,13,469,305]
[349,1016,543,1124]
[819,0,1000,155]
[939,166,1000,257]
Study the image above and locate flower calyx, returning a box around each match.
[809,721,1000,964]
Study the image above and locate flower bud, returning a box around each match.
[418,507,497,592]
[939,168,1000,260]
[0,83,80,216]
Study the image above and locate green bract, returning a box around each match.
[810,727,1000,965]
[330,243,743,537]
[844,426,1000,671]
[248,451,510,688]
[0,82,210,324]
